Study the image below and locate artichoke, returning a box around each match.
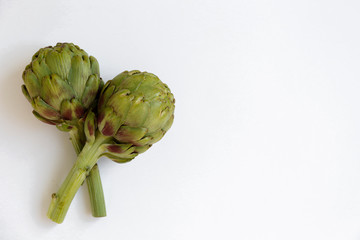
[21,43,106,217]
[48,70,175,223]
[21,43,102,125]
[97,70,175,162]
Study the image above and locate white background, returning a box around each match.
[0,0,360,239]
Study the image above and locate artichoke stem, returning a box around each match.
[48,133,109,223]
[86,164,106,217]
[69,126,107,218]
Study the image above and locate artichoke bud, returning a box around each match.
[84,111,96,142]
[98,70,175,156]
[22,43,103,126]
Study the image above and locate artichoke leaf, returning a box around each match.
[33,96,61,121]
[84,111,96,142]
[81,74,100,108]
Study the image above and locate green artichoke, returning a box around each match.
[48,70,175,223]
[97,70,175,162]
[21,43,107,217]
[21,43,102,125]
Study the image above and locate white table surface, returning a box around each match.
[1,0,360,239]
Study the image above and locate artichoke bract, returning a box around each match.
[21,43,107,218]
[22,43,102,125]
[48,70,175,223]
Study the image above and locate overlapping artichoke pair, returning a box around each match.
[22,43,175,223]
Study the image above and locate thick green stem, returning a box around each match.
[48,134,109,223]
[86,164,106,217]
[69,125,107,217]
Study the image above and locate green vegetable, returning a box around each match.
[47,70,175,223]
[21,43,107,217]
